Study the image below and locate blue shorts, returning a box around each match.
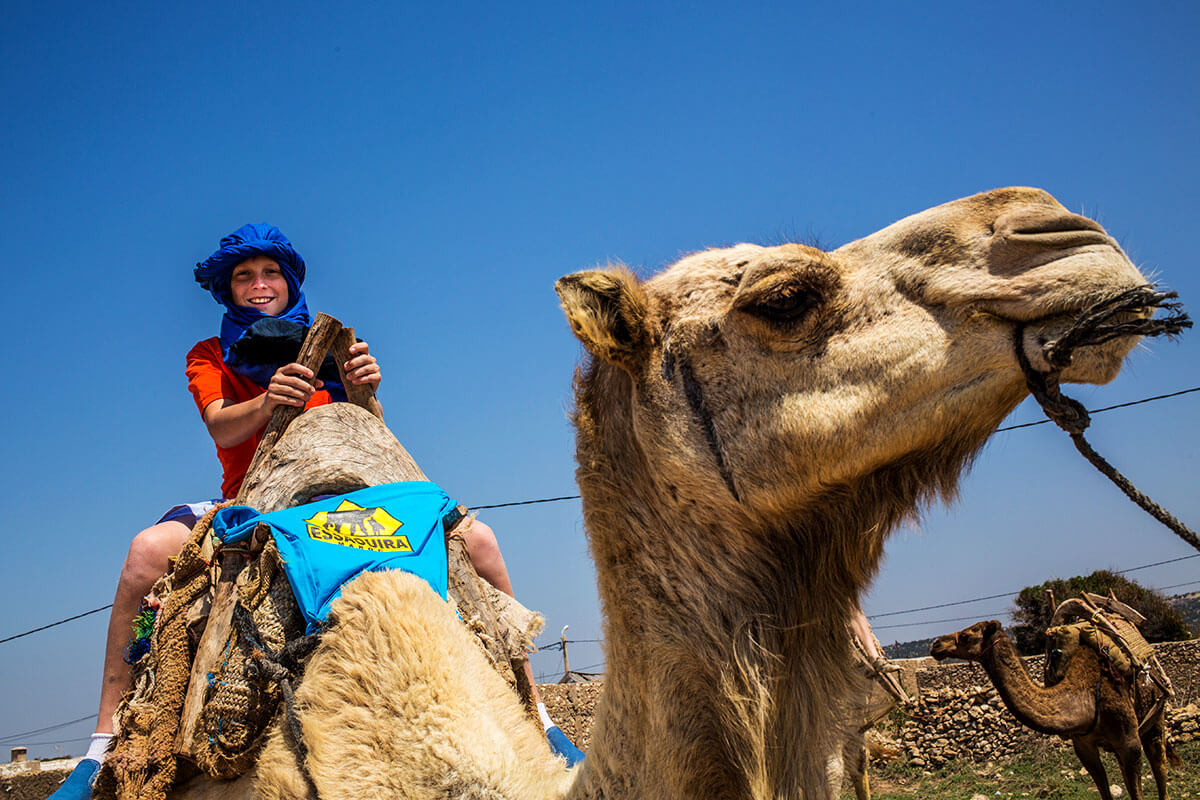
[156,500,222,528]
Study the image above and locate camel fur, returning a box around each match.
[172,187,1153,799]
[930,620,1180,800]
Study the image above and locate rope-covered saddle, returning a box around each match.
[94,503,240,800]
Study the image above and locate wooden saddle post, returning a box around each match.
[174,314,530,762]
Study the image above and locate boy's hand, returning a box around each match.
[264,362,324,411]
[344,341,382,388]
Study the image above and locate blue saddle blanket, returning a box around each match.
[211,481,457,632]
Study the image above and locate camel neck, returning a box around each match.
[567,363,903,798]
[568,493,863,800]
[980,632,1098,736]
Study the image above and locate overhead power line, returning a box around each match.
[6,531,1197,651]
[9,735,93,747]
[1152,579,1200,592]
[536,638,602,652]
[0,606,112,646]
[872,610,1013,631]
[873,579,1200,632]
[536,660,607,683]
[0,714,97,744]
[6,520,1197,650]
[868,552,1200,622]
[475,387,1200,509]
[1118,553,1200,574]
[480,386,1200,508]
[473,494,581,510]
[868,592,1017,620]
[996,385,1200,432]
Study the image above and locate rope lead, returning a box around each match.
[1015,286,1199,553]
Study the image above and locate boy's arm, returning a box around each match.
[202,363,322,449]
[191,340,380,450]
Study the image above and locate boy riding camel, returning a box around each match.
[52,224,581,800]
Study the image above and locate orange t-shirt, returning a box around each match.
[186,337,332,498]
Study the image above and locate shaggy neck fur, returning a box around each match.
[978,630,1100,736]
[567,360,1018,800]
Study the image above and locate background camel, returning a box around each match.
[930,620,1179,800]
[168,187,1152,799]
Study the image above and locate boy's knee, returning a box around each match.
[461,519,510,580]
[122,522,188,589]
[462,519,500,558]
[460,518,516,595]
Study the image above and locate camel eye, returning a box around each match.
[748,285,819,324]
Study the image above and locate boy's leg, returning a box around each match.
[459,519,585,766]
[50,520,191,800]
[96,520,192,732]
[459,518,538,687]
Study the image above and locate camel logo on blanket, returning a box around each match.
[304,500,411,552]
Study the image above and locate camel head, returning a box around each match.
[557,188,1148,546]
[930,619,1003,662]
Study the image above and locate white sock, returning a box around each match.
[84,733,113,763]
[536,702,555,732]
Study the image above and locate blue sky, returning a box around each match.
[2,2,1198,759]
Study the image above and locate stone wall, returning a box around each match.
[0,758,77,800]
[1154,639,1200,705]
[539,681,604,751]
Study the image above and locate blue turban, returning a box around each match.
[195,223,319,388]
[195,223,307,306]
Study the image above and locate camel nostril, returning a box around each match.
[1010,212,1105,237]
[993,209,1112,250]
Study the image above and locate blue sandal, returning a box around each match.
[47,758,100,800]
[546,725,586,767]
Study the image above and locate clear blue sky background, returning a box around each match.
[2,2,1197,759]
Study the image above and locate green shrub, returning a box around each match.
[1009,569,1192,655]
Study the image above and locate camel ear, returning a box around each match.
[556,269,650,370]
[984,620,1002,638]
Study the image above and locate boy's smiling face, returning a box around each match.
[230,255,289,316]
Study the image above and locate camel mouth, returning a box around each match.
[988,282,1152,328]
[1019,305,1145,348]
[1010,309,1132,380]
[1014,286,1187,380]
[928,642,954,661]
[1027,289,1155,325]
